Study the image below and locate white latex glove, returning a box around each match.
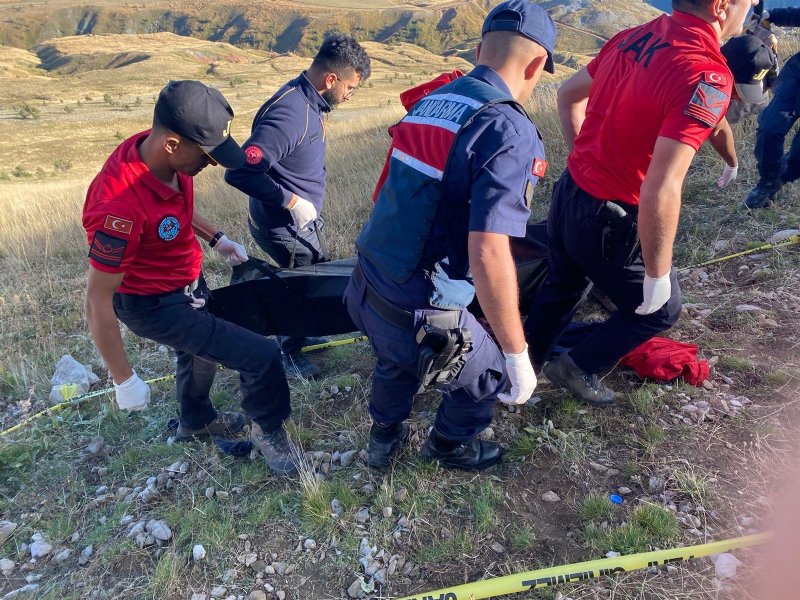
[635,274,671,315]
[287,196,317,230]
[114,371,150,411]
[213,235,248,267]
[497,345,537,405]
[717,164,738,188]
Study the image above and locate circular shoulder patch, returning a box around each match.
[158,216,180,241]
[245,145,263,165]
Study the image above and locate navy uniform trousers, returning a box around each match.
[113,288,290,431]
[249,216,328,356]
[524,170,682,374]
[754,53,800,184]
[344,269,508,441]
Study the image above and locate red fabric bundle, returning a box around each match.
[620,337,709,386]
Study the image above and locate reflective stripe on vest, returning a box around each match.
[357,77,526,285]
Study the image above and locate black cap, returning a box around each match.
[482,0,558,74]
[721,34,777,104]
[154,80,246,169]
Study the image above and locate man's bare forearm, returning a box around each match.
[558,97,588,151]
[637,185,681,277]
[469,232,525,354]
[86,295,132,384]
[708,118,737,167]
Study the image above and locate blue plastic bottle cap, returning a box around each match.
[609,494,623,504]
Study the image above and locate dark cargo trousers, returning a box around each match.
[344,266,508,441]
[249,217,328,356]
[524,170,682,374]
[113,289,291,432]
[754,53,800,184]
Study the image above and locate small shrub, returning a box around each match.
[579,493,614,524]
[16,103,40,119]
[12,165,31,178]
[53,159,72,172]
[63,104,74,114]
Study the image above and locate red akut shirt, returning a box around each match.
[568,11,733,205]
[82,130,202,295]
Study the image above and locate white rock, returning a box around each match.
[0,558,15,575]
[190,594,207,600]
[3,584,40,598]
[193,545,206,561]
[712,553,743,579]
[85,437,104,454]
[347,577,365,599]
[51,548,72,563]
[355,508,370,524]
[768,229,800,244]
[303,538,317,550]
[276,592,286,600]
[339,450,357,467]
[490,542,505,553]
[606,551,621,558]
[29,541,53,558]
[0,522,16,546]
[618,487,632,495]
[735,304,762,313]
[382,506,393,518]
[146,520,172,541]
[542,491,561,502]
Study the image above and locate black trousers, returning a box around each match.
[113,288,291,432]
[524,170,681,374]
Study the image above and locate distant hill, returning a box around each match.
[0,0,662,68]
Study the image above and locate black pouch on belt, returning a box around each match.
[414,319,473,389]
[598,201,639,267]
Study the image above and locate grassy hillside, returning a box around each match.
[0,0,659,65]
[1,22,800,600]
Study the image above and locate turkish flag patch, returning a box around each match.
[685,81,729,127]
[103,214,133,235]
[89,230,127,268]
[703,71,727,87]
[532,158,548,178]
[244,145,263,165]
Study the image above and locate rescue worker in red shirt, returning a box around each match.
[83,80,299,475]
[524,0,756,406]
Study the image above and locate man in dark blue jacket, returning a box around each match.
[225,34,371,377]
[346,0,554,472]
[745,6,800,208]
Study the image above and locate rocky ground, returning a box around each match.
[1,228,799,599]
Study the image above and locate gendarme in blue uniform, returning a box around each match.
[345,65,546,441]
[225,72,330,229]
[359,65,544,310]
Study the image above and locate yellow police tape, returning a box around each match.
[0,336,368,437]
[680,234,800,271]
[395,532,771,600]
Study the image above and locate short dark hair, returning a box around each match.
[311,33,371,81]
[672,0,711,13]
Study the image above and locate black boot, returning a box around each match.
[421,429,503,471]
[744,177,783,209]
[367,421,409,469]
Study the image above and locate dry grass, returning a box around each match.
[1,28,800,600]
